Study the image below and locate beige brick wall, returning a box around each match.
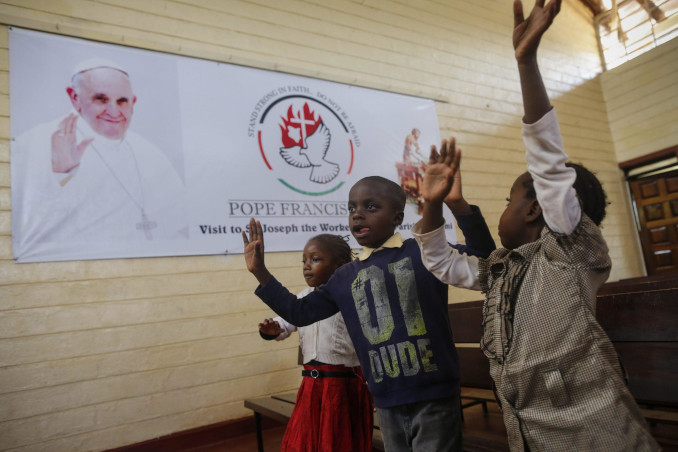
[600,37,678,163]
[0,1,648,450]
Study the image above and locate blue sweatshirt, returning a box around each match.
[255,206,494,408]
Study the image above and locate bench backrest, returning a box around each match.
[448,300,492,389]
[597,287,678,406]
[597,272,678,295]
[448,284,678,406]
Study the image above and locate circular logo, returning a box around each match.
[255,93,355,196]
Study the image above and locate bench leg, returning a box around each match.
[254,412,264,452]
[460,399,489,416]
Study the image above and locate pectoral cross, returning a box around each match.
[137,211,158,240]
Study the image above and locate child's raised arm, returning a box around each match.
[440,139,472,218]
[242,217,272,286]
[513,0,561,124]
[417,138,462,234]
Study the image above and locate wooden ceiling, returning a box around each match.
[579,0,669,20]
[579,0,608,16]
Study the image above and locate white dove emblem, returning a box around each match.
[279,122,340,183]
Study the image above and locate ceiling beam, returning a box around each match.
[579,0,607,15]
[635,0,666,21]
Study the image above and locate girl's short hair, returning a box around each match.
[522,163,608,226]
[566,162,608,226]
[308,234,353,264]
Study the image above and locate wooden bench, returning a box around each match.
[448,300,495,417]
[597,272,678,295]
[595,282,678,429]
[244,392,384,452]
[243,393,295,452]
[448,279,678,448]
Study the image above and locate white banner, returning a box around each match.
[10,28,457,262]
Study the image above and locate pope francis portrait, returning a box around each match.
[12,58,188,261]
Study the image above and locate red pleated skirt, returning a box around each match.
[281,363,374,452]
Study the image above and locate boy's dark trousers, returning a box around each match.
[375,394,462,452]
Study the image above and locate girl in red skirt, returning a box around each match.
[259,234,374,452]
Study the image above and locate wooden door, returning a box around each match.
[629,170,678,275]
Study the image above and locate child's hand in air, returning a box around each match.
[242,217,272,285]
[422,137,461,205]
[513,0,562,63]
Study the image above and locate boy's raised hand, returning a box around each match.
[513,0,562,63]
[242,218,272,285]
[422,137,461,205]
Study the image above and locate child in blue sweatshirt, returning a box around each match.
[243,175,495,451]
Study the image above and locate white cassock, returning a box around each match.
[11,114,188,262]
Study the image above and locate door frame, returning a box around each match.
[619,145,678,276]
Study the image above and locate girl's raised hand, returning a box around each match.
[513,0,562,63]
[259,318,284,339]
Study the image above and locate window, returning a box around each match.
[593,0,678,69]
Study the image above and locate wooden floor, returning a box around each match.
[185,425,286,452]
[114,400,677,451]
[172,403,508,452]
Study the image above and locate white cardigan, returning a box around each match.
[273,286,360,367]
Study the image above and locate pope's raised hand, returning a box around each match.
[51,113,94,173]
